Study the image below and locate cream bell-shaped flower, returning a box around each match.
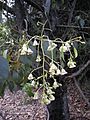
[59,45,68,52]
[27,47,33,54]
[43,98,51,105]
[22,43,28,52]
[31,80,35,86]
[20,50,27,55]
[33,92,39,100]
[49,94,55,101]
[56,69,61,75]
[42,94,51,105]
[21,43,33,55]
[67,60,76,68]
[49,69,56,76]
[49,63,58,75]
[65,42,71,48]
[33,39,39,46]
[47,42,57,51]
[60,68,67,75]
[36,55,41,62]
[47,89,55,95]
[50,63,58,70]
[28,73,34,80]
[53,81,59,89]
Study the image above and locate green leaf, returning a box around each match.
[20,55,30,64]
[12,70,24,85]
[0,83,6,96]
[8,81,15,92]
[0,56,9,83]
[23,83,34,97]
[74,47,78,58]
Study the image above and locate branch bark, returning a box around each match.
[68,60,90,78]
[73,77,90,107]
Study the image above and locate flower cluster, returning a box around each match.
[21,27,82,105]
[49,62,67,76]
[67,59,76,68]
[20,43,33,55]
[42,88,55,104]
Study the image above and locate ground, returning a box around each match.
[67,80,90,120]
[0,81,90,120]
[0,89,48,120]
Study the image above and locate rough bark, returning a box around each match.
[47,76,70,120]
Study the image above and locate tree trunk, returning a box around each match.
[47,77,70,120]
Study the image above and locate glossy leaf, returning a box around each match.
[20,55,30,64]
[0,56,9,83]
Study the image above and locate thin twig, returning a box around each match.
[56,25,90,30]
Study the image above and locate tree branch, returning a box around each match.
[68,60,90,78]
[73,77,90,107]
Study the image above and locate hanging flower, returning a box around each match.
[47,88,55,95]
[28,73,34,80]
[49,63,58,75]
[47,42,57,51]
[42,93,51,105]
[50,63,58,70]
[59,45,68,53]
[31,80,35,86]
[56,69,61,75]
[22,43,28,52]
[21,43,33,55]
[49,94,55,101]
[33,92,39,100]
[27,47,33,55]
[3,49,8,58]
[67,59,76,68]
[53,80,59,89]
[20,50,26,55]
[65,42,71,48]
[36,55,41,62]
[60,68,67,75]
[33,39,39,46]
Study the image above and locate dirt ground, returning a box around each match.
[0,81,90,120]
[67,81,90,120]
[0,89,48,120]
